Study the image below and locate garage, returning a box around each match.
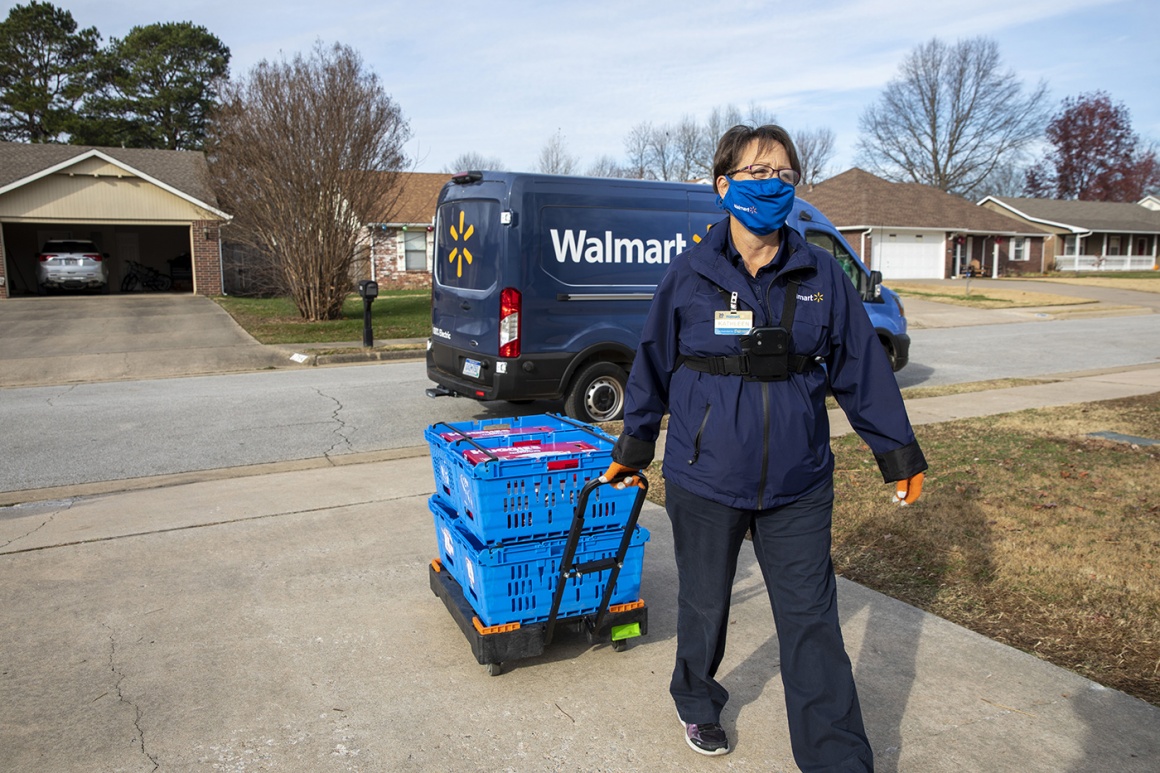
[0,143,229,300]
[872,229,946,280]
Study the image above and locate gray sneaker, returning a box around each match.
[680,716,730,756]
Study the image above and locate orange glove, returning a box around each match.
[894,472,924,506]
[600,461,643,490]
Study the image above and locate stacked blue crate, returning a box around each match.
[425,414,649,628]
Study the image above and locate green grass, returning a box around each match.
[214,291,431,344]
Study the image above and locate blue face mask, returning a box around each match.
[716,177,796,236]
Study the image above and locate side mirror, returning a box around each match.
[866,270,883,302]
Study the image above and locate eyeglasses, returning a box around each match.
[726,164,801,186]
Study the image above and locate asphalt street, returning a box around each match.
[4,296,1160,494]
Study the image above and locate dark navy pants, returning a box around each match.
[666,479,873,773]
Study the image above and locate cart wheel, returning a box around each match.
[486,662,503,677]
[612,639,627,652]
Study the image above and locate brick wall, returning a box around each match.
[0,226,7,299]
[369,226,433,290]
[192,220,223,296]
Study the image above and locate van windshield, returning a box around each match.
[435,200,500,291]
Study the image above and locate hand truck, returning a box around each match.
[429,472,650,676]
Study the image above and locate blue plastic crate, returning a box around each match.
[425,414,638,545]
[430,496,649,628]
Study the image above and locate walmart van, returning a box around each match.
[426,171,910,423]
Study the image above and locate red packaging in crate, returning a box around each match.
[425,414,637,545]
[430,496,648,627]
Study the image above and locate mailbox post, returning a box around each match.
[357,280,378,348]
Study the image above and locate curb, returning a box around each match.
[275,346,426,366]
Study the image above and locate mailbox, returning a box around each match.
[357,280,378,347]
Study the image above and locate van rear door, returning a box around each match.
[431,194,505,362]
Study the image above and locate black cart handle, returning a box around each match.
[544,473,649,646]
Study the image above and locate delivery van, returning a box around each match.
[426,171,910,423]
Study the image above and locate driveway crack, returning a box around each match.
[314,388,354,459]
[105,624,159,772]
[0,499,73,550]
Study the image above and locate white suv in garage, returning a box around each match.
[36,239,109,293]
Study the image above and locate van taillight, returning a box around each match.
[84,253,102,261]
[499,287,521,358]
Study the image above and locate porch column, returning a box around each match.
[191,220,223,296]
[0,224,7,299]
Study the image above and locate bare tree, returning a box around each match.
[704,104,743,147]
[586,154,625,178]
[441,151,505,173]
[743,102,778,128]
[975,162,1030,198]
[700,104,777,176]
[795,126,837,185]
[857,36,1047,197]
[647,123,678,181]
[537,129,577,175]
[623,121,654,179]
[206,42,410,321]
[673,115,707,181]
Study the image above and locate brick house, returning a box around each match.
[978,196,1160,271]
[801,168,1048,279]
[0,141,229,299]
[365,172,448,290]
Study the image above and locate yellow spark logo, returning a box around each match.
[692,222,714,244]
[448,210,475,278]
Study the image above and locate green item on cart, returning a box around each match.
[611,622,642,641]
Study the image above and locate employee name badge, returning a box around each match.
[714,310,752,336]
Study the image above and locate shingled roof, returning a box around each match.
[981,196,1160,234]
[802,168,1045,235]
[370,171,450,225]
[0,141,219,208]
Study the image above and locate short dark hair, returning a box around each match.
[711,124,801,182]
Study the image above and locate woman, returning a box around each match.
[602,125,926,770]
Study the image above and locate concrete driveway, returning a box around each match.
[0,294,290,388]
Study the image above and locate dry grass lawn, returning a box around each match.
[889,283,1094,309]
[613,392,1160,706]
[1033,276,1160,294]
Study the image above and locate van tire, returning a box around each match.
[879,335,899,372]
[564,362,627,423]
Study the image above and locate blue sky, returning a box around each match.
[16,0,1159,175]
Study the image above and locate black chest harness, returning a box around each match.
[677,278,822,382]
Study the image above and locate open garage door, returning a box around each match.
[2,223,193,296]
[873,231,945,280]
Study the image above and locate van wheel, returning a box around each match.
[880,337,899,372]
[564,362,627,423]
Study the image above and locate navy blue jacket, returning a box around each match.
[614,217,926,509]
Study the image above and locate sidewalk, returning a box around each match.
[2,368,1159,772]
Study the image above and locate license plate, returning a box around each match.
[462,358,482,379]
[64,258,79,265]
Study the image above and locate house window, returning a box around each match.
[1108,236,1120,256]
[1064,235,1078,255]
[404,230,427,271]
[1011,237,1028,261]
